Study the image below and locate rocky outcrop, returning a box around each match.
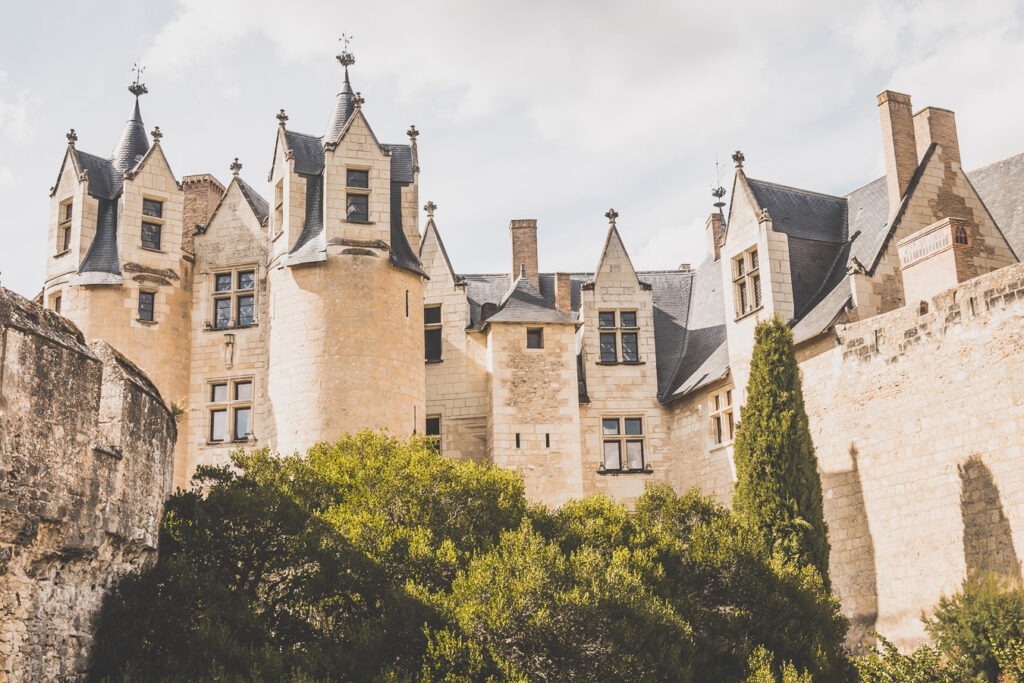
[0,288,176,681]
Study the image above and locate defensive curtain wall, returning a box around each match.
[801,261,1024,650]
[0,287,176,681]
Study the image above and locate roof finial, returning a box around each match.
[66,128,78,146]
[712,155,727,216]
[230,157,242,176]
[732,150,745,169]
[407,124,419,143]
[128,62,148,97]
[150,126,162,142]
[337,33,355,68]
[352,91,364,109]
[276,109,288,126]
[423,200,437,218]
[605,208,618,226]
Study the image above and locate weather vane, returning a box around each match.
[129,61,148,97]
[337,33,355,67]
[712,155,727,215]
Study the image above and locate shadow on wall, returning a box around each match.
[959,455,1022,579]
[822,445,878,651]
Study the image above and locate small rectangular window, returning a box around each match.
[710,389,734,446]
[234,407,252,440]
[215,273,233,292]
[346,169,369,189]
[598,311,616,328]
[601,416,645,471]
[214,298,232,328]
[63,202,73,222]
[237,270,255,290]
[346,193,369,222]
[235,380,252,401]
[625,440,644,470]
[752,274,762,308]
[211,383,228,402]
[602,418,620,435]
[142,198,163,219]
[60,225,72,252]
[53,294,62,314]
[750,249,759,270]
[738,282,748,314]
[141,221,161,250]
[621,333,638,362]
[138,291,155,322]
[624,417,643,435]
[424,305,442,361]
[603,440,621,470]
[526,327,544,349]
[599,332,617,362]
[237,295,255,326]
[620,311,637,328]
[425,416,441,453]
[736,256,745,277]
[210,409,227,442]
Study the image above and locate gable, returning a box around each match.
[594,224,642,289]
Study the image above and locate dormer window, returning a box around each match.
[733,248,761,318]
[141,198,163,251]
[597,310,640,363]
[57,200,72,254]
[346,168,370,223]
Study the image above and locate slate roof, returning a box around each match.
[967,152,1024,258]
[284,172,326,265]
[73,149,122,200]
[486,272,575,325]
[110,97,150,174]
[77,197,121,281]
[661,259,729,400]
[284,130,325,175]
[383,144,415,183]
[746,179,847,243]
[324,68,356,143]
[236,176,269,224]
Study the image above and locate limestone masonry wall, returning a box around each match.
[800,262,1024,650]
[0,288,176,681]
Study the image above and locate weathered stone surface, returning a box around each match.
[0,287,176,681]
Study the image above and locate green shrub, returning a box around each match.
[854,634,970,682]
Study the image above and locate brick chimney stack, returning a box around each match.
[706,212,723,261]
[913,106,961,166]
[510,219,539,288]
[878,90,918,218]
[555,272,572,314]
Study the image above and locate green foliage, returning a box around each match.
[854,635,971,682]
[90,433,852,681]
[732,317,831,588]
[994,638,1024,682]
[924,573,1024,682]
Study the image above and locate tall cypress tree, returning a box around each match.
[732,317,831,589]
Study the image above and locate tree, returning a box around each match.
[89,433,852,681]
[732,317,831,587]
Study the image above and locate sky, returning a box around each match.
[1,0,1023,297]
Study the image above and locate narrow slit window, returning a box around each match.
[424,305,442,361]
[138,291,155,322]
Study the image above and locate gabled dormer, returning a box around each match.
[268,47,424,276]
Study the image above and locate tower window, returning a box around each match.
[273,179,284,235]
[346,168,370,222]
[733,248,761,317]
[425,305,442,361]
[601,416,646,472]
[211,267,258,329]
[526,327,544,349]
[208,378,254,443]
[141,199,164,251]
[138,291,155,322]
[57,200,72,253]
[955,224,970,246]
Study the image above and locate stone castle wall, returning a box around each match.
[0,288,176,681]
[800,262,1024,650]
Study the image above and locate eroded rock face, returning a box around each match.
[0,288,176,681]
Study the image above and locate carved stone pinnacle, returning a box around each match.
[732,150,745,169]
[423,200,437,218]
[605,208,619,226]
[150,126,162,142]
[276,109,288,126]
[66,129,78,146]
[230,158,242,176]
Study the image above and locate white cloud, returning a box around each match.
[0,69,37,144]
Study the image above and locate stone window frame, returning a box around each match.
[141,197,164,252]
[526,327,544,349]
[596,309,642,365]
[207,377,255,444]
[208,266,258,330]
[598,415,649,474]
[424,304,443,362]
[137,289,156,323]
[732,247,762,320]
[345,166,371,224]
[709,388,735,448]
[425,415,441,453]
[57,198,73,255]
[50,291,62,314]
[954,224,971,247]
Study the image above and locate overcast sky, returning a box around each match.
[1,0,1023,297]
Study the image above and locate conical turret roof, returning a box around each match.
[324,51,357,142]
[111,88,150,173]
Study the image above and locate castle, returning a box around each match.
[37,48,1024,651]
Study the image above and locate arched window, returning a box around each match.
[955,225,969,246]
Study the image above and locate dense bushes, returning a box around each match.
[88,433,852,681]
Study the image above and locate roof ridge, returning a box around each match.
[967,150,1024,174]
[746,176,846,201]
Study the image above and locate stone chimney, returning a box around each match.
[182,174,226,253]
[555,272,572,314]
[706,213,724,261]
[510,219,539,288]
[878,90,918,217]
[913,106,961,166]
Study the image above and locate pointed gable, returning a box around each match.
[419,217,458,284]
[593,219,645,289]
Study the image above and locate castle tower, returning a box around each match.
[43,72,192,480]
[265,45,426,454]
